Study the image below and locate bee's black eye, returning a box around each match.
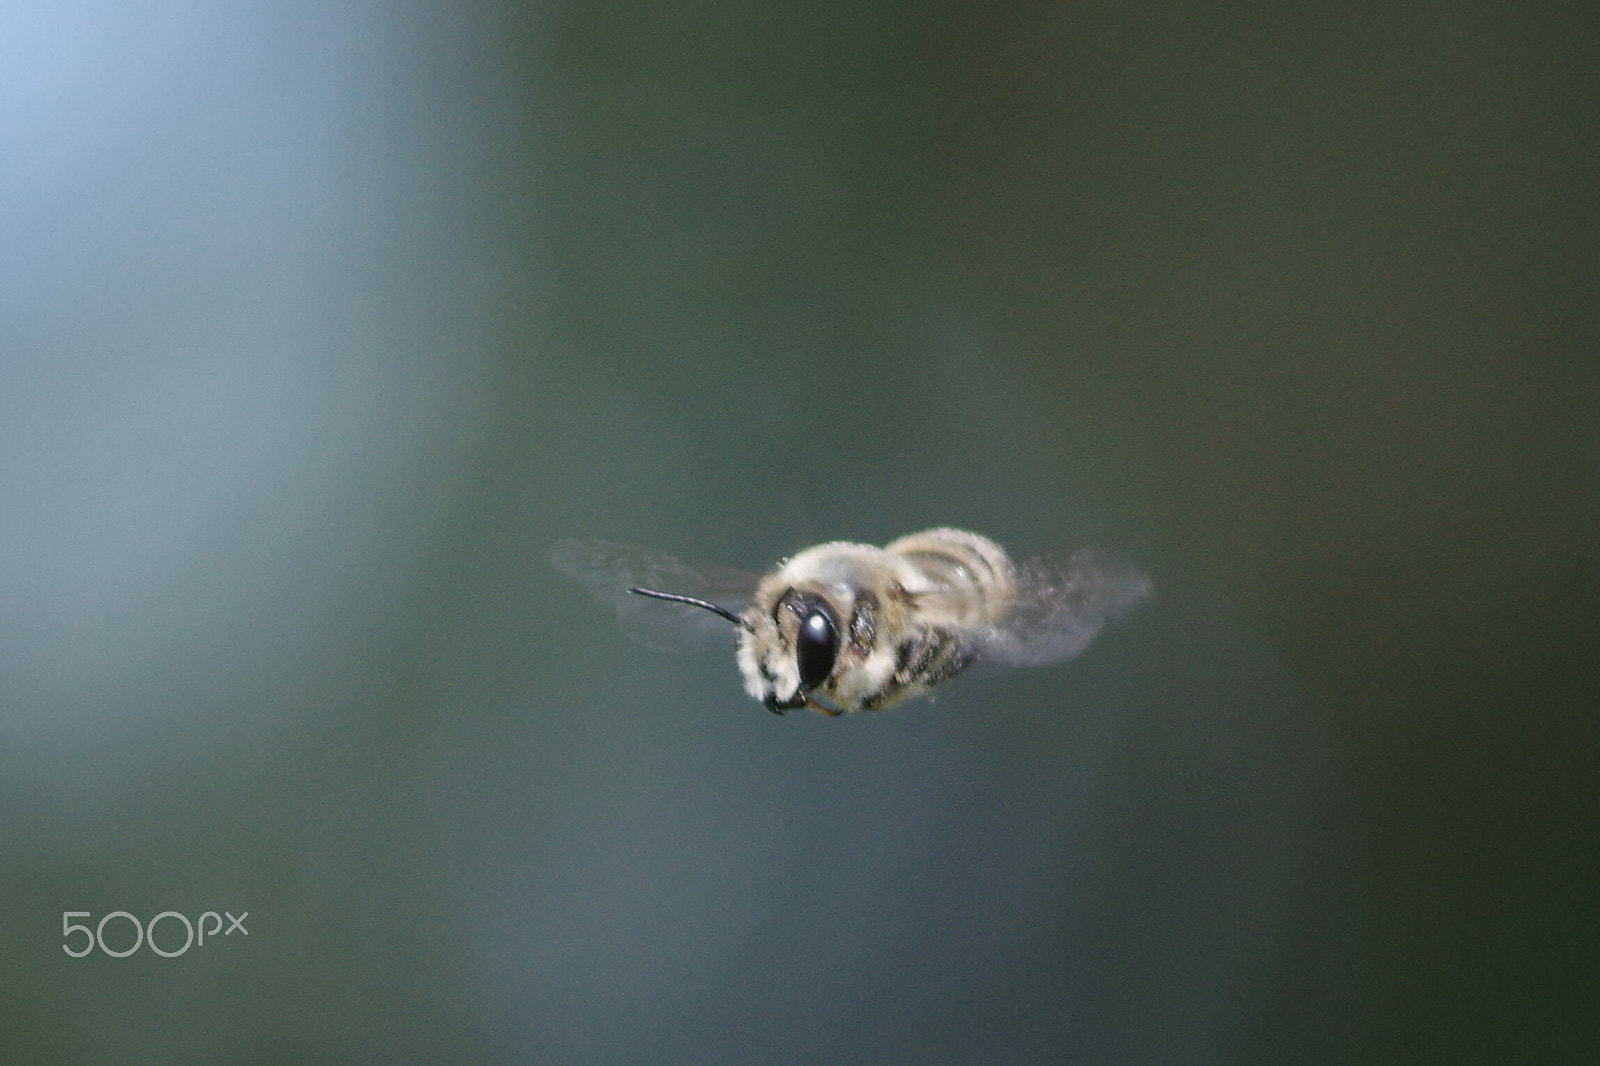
[796,607,838,690]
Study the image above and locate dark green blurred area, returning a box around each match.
[2,1,1595,1062]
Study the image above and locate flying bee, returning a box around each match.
[549,528,1151,716]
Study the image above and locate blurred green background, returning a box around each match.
[2,1,1595,1062]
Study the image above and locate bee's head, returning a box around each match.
[737,588,841,714]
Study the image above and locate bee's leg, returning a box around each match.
[894,629,972,690]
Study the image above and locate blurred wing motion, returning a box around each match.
[980,548,1153,667]
[548,538,757,652]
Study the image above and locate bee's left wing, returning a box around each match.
[548,538,758,652]
[979,548,1152,667]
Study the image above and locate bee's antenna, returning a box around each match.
[628,586,751,631]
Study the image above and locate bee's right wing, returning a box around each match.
[548,538,758,652]
[980,548,1153,668]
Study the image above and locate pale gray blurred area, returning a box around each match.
[3,1,1595,1064]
